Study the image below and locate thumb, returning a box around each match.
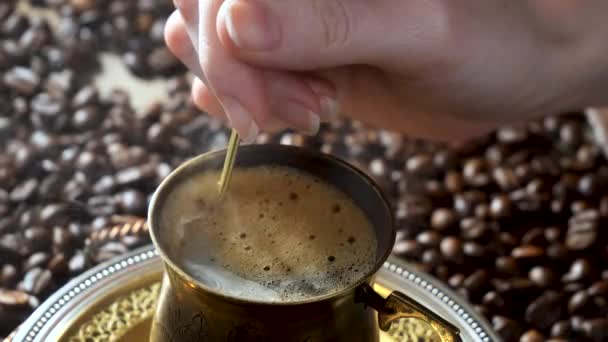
[216,0,446,71]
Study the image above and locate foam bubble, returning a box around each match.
[161,165,377,302]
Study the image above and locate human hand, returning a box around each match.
[165,0,608,143]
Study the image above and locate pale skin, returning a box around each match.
[165,0,608,144]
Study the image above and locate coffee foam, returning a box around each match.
[161,165,377,302]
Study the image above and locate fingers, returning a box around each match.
[216,0,446,70]
[191,71,327,134]
[265,71,321,134]
[173,0,200,50]
[168,8,330,134]
[191,77,295,134]
[173,0,263,142]
[165,10,206,82]
[191,77,224,117]
[172,0,329,140]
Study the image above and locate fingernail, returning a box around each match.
[276,102,321,135]
[220,96,259,144]
[223,0,280,50]
[319,96,340,121]
[305,111,321,135]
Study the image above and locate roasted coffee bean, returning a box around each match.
[439,236,462,261]
[550,320,572,338]
[473,203,490,219]
[93,242,128,263]
[493,278,536,299]
[9,178,38,202]
[566,210,598,250]
[430,208,457,231]
[92,175,116,194]
[562,258,591,283]
[563,282,585,293]
[20,267,52,296]
[454,191,486,217]
[3,66,39,95]
[485,144,507,165]
[526,291,564,330]
[462,242,485,258]
[121,235,148,250]
[405,154,433,176]
[392,239,421,258]
[578,173,598,197]
[481,291,505,314]
[0,289,31,308]
[421,249,441,266]
[23,227,51,252]
[47,253,68,276]
[571,315,585,332]
[559,121,583,148]
[581,318,608,342]
[444,170,464,193]
[31,92,64,120]
[546,243,569,260]
[71,105,101,130]
[459,217,488,241]
[68,251,86,274]
[489,194,511,218]
[521,228,545,246]
[463,158,486,180]
[1,265,18,287]
[71,85,98,108]
[115,189,146,215]
[416,230,440,247]
[493,315,523,342]
[23,252,50,271]
[463,270,488,293]
[497,126,528,144]
[544,226,561,243]
[147,46,181,74]
[87,195,117,217]
[568,290,590,314]
[519,330,544,342]
[448,273,465,288]
[512,245,543,260]
[432,150,458,170]
[52,227,73,251]
[0,3,13,21]
[115,164,155,185]
[588,280,608,297]
[40,203,70,225]
[17,208,37,230]
[529,266,554,288]
[0,234,26,261]
[496,256,519,276]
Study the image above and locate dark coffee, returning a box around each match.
[161,165,377,302]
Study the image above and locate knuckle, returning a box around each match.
[312,0,352,51]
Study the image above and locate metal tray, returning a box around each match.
[10,245,498,342]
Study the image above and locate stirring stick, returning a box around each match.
[218,129,240,196]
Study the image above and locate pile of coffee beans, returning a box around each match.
[2,1,608,341]
[0,2,227,336]
[25,0,185,78]
[384,118,608,342]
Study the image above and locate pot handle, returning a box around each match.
[356,283,462,342]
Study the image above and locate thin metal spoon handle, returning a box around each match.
[218,129,240,195]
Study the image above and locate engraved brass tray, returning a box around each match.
[10,245,498,342]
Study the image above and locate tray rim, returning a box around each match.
[11,245,499,342]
